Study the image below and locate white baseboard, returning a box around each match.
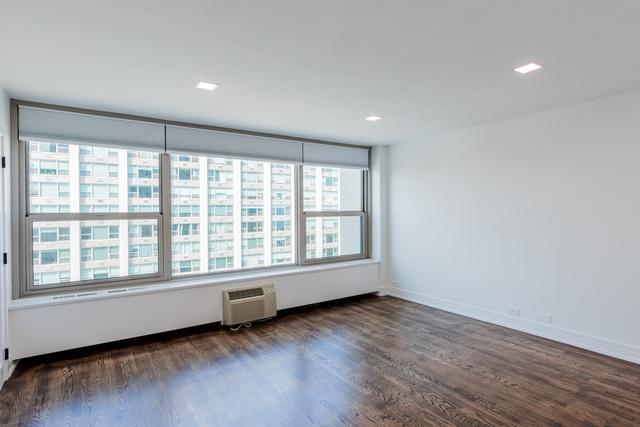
[0,360,18,388]
[6,361,17,380]
[377,285,394,296]
[387,287,640,365]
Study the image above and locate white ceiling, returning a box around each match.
[2,0,640,146]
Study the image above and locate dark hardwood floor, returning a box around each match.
[1,295,640,426]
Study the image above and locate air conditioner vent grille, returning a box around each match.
[52,294,75,301]
[77,292,98,297]
[228,287,264,300]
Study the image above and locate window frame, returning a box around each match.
[18,140,170,296]
[297,164,369,265]
[11,100,370,298]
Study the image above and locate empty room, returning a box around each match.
[1,1,640,426]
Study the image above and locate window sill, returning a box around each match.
[9,258,380,310]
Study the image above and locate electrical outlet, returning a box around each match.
[538,313,553,324]
[508,307,521,317]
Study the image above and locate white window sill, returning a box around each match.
[9,259,380,310]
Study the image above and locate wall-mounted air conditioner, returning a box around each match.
[222,284,277,326]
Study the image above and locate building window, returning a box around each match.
[25,140,162,291]
[301,166,365,262]
[242,238,264,250]
[209,205,233,217]
[210,222,233,235]
[16,105,369,297]
[242,221,264,233]
[241,207,263,217]
[209,256,234,271]
[242,254,264,268]
[209,239,233,253]
[170,154,296,276]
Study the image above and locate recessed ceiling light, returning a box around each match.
[514,62,543,74]
[196,81,218,91]
[365,115,382,122]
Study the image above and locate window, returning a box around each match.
[173,242,200,256]
[129,223,158,238]
[241,207,263,217]
[272,220,290,232]
[172,223,200,237]
[273,236,291,248]
[242,254,264,268]
[210,188,233,200]
[272,206,290,216]
[33,226,69,243]
[242,221,263,233]
[210,222,233,235]
[209,256,233,271]
[80,225,118,240]
[273,173,291,185]
[241,171,263,184]
[241,188,263,200]
[16,104,369,297]
[209,239,233,253]
[80,162,119,178]
[30,182,70,198]
[209,205,233,217]
[25,140,163,292]
[128,165,158,179]
[208,169,232,183]
[170,154,296,276]
[301,166,366,262]
[242,238,264,250]
[80,246,119,262]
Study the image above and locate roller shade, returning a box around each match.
[18,106,165,151]
[166,125,303,163]
[303,142,369,169]
[18,104,370,166]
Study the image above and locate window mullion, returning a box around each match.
[296,164,305,266]
[160,153,172,280]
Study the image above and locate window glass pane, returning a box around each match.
[31,219,159,287]
[170,154,295,276]
[27,141,160,214]
[303,166,363,211]
[305,216,363,259]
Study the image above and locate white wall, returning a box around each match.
[387,89,640,363]
[0,86,10,382]
[371,146,391,288]
[0,87,8,134]
[10,262,379,358]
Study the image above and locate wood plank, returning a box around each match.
[1,295,639,426]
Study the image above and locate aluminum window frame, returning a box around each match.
[166,153,299,280]
[297,165,369,265]
[18,138,169,296]
[11,99,371,298]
